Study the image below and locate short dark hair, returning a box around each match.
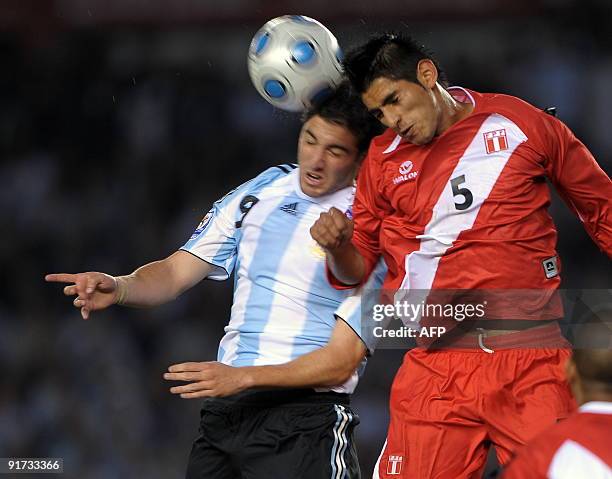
[302,81,382,154]
[343,33,447,93]
[572,311,612,391]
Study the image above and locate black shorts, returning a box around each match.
[185,389,361,479]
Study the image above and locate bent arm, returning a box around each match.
[244,319,366,388]
[165,319,367,398]
[117,250,215,307]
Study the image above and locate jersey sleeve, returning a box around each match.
[334,259,388,355]
[539,114,612,256]
[327,152,385,288]
[181,165,291,280]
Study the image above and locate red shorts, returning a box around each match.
[374,323,576,479]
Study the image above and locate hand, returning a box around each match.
[164,362,252,398]
[45,272,119,319]
[310,207,354,252]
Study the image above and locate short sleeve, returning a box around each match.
[181,165,292,280]
[181,202,239,280]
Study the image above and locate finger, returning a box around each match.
[328,207,343,217]
[64,285,77,296]
[329,208,351,230]
[316,230,343,249]
[163,372,202,382]
[45,273,77,283]
[75,275,90,297]
[86,276,100,294]
[180,390,213,399]
[167,362,206,373]
[169,381,210,394]
[81,308,90,320]
[318,216,343,238]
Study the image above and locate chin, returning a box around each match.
[302,185,322,197]
[418,132,436,145]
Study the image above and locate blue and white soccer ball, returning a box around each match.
[247,15,344,112]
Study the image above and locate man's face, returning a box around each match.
[362,76,439,146]
[297,115,361,197]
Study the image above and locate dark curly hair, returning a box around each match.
[343,33,448,94]
[302,81,382,154]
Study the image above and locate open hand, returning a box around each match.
[164,361,252,398]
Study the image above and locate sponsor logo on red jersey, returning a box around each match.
[483,129,508,154]
[393,160,419,184]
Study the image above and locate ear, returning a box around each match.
[416,59,438,89]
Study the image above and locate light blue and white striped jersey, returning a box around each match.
[182,164,378,393]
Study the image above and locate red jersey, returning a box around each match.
[331,88,611,316]
[503,401,612,478]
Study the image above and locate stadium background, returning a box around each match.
[1,0,610,477]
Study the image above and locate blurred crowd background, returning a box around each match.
[1,0,611,477]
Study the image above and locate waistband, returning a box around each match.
[203,388,350,407]
[432,321,571,351]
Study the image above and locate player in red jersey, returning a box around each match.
[503,318,612,478]
[310,34,612,478]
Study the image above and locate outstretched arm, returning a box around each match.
[164,319,366,398]
[45,250,214,319]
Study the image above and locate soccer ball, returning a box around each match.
[247,15,344,112]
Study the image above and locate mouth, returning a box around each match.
[400,125,414,139]
[304,171,324,187]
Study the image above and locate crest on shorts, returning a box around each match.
[483,129,508,154]
[387,455,403,475]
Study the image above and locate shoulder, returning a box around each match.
[251,163,298,188]
[475,91,558,134]
[216,163,297,207]
[477,91,541,115]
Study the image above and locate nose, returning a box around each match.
[382,108,402,132]
[310,146,326,169]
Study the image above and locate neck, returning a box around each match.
[435,84,474,136]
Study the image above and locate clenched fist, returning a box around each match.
[310,207,354,252]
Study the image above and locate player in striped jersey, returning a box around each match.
[46,83,383,478]
[312,34,612,478]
